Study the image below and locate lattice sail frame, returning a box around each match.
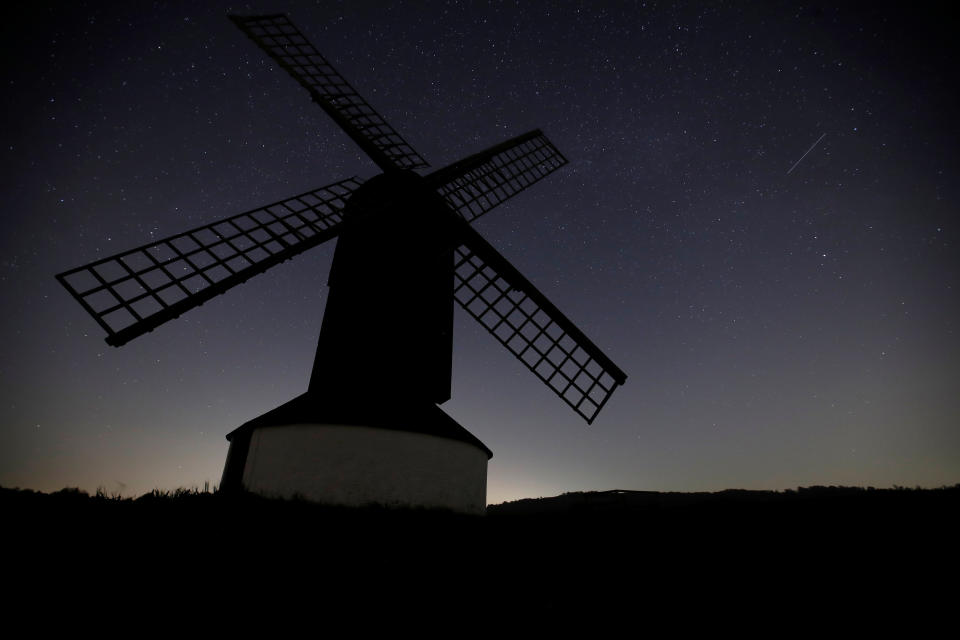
[230,14,428,171]
[452,231,626,423]
[57,178,363,346]
[430,130,567,224]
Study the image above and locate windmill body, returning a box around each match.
[57,15,627,514]
[221,171,483,512]
[308,171,456,405]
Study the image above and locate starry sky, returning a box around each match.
[2,0,957,504]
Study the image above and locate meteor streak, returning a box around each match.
[786,133,826,175]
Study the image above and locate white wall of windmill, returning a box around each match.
[240,424,488,514]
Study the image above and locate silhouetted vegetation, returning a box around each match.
[5,483,955,540]
[5,484,954,615]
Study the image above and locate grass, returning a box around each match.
[4,483,954,616]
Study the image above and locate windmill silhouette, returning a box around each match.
[57,14,627,513]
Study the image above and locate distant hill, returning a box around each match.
[488,485,959,516]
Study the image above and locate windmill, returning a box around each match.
[56,14,627,513]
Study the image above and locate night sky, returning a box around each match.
[2,1,957,504]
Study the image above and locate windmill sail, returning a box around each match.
[57,177,363,346]
[230,14,428,172]
[59,13,627,426]
[452,222,626,423]
[428,129,568,224]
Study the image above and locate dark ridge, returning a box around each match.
[487,484,960,515]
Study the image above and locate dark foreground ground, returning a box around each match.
[4,485,956,623]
